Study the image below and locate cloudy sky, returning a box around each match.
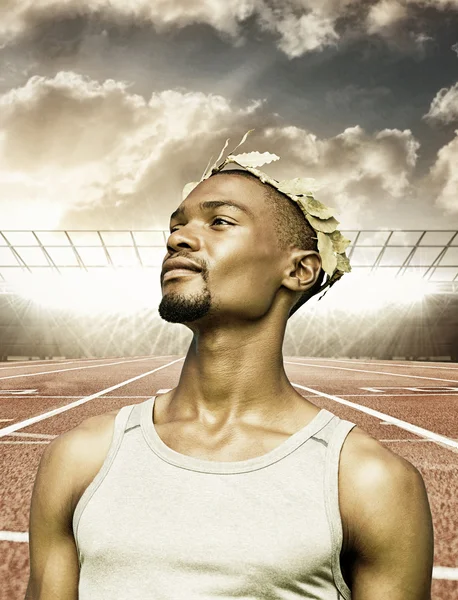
[1,0,458,232]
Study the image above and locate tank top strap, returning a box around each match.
[323,418,357,600]
[124,399,145,433]
[73,403,136,559]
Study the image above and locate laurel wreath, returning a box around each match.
[182,130,352,300]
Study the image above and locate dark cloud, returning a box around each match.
[2,1,457,59]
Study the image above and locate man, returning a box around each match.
[26,169,434,599]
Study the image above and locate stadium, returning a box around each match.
[0,226,457,599]
[0,228,456,361]
[1,0,458,595]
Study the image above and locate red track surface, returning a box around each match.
[0,355,457,600]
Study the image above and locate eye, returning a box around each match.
[170,217,234,233]
[211,217,233,227]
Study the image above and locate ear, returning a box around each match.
[281,250,322,294]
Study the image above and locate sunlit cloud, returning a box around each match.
[424,81,458,124]
[366,0,408,35]
[261,124,420,228]
[1,70,457,232]
[0,71,263,229]
[426,130,458,213]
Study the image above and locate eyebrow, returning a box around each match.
[170,199,255,222]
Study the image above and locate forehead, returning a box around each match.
[170,174,267,221]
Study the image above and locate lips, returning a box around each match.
[162,269,201,282]
[161,258,202,279]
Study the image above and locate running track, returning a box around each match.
[0,355,457,600]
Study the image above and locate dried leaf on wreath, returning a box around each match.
[317,232,337,276]
[228,151,280,169]
[305,213,339,233]
[277,177,320,196]
[329,230,351,253]
[202,138,230,180]
[336,253,352,273]
[228,129,255,156]
[299,196,335,220]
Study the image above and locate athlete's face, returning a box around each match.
[158,174,288,327]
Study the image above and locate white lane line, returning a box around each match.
[0,531,29,542]
[0,356,165,382]
[379,439,436,443]
[10,393,457,399]
[324,393,458,398]
[286,361,458,384]
[0,390,38,396]
[0,419,13,422]
[0,441,50,444]
[0,355,179,370]
[298,357,458,371]
[360,386,458,393]
[292,383,458,450]
[433,567,458,580]
[7,432,56,439]
[0,357,184,438]
[0,395,156,399]
[0,357,119,371]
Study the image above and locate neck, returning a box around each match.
[169,318,302,427]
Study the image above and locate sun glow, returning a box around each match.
[8,268,436,316]
[315,271,436,313]
[12,269,162,314]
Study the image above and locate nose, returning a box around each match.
[166,225,200,255]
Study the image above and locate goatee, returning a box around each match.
[158,288,212,323]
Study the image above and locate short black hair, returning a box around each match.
[210,169,325,317]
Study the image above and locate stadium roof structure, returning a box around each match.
[0,229,457,293]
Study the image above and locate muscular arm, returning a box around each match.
[25,432,81,599]
[341,432,434,599]
[25,410,119,599]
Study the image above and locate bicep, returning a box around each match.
[349,454,434,600]
[26,435,80,599]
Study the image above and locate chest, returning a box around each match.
[152,421,353,570]
[77,455,337,597]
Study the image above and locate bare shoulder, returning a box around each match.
[43,407,123,515]
[340,424,420,478]
[74,407,121,437]
[49,407,121,458]
[338,425,429,555]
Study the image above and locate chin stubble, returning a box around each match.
[158,272,212,323]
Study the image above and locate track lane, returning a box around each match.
[0,358,184,437]
[0,356,129,372]
[301,357,458,371]
[292,383,458,450]
[0,356,456,600]
[285,361,458,441]
[0,355,178,382]
[285,360,458,384]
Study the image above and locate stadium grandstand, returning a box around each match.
[0,229,457,362]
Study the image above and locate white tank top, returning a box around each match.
[73,396,356,599]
